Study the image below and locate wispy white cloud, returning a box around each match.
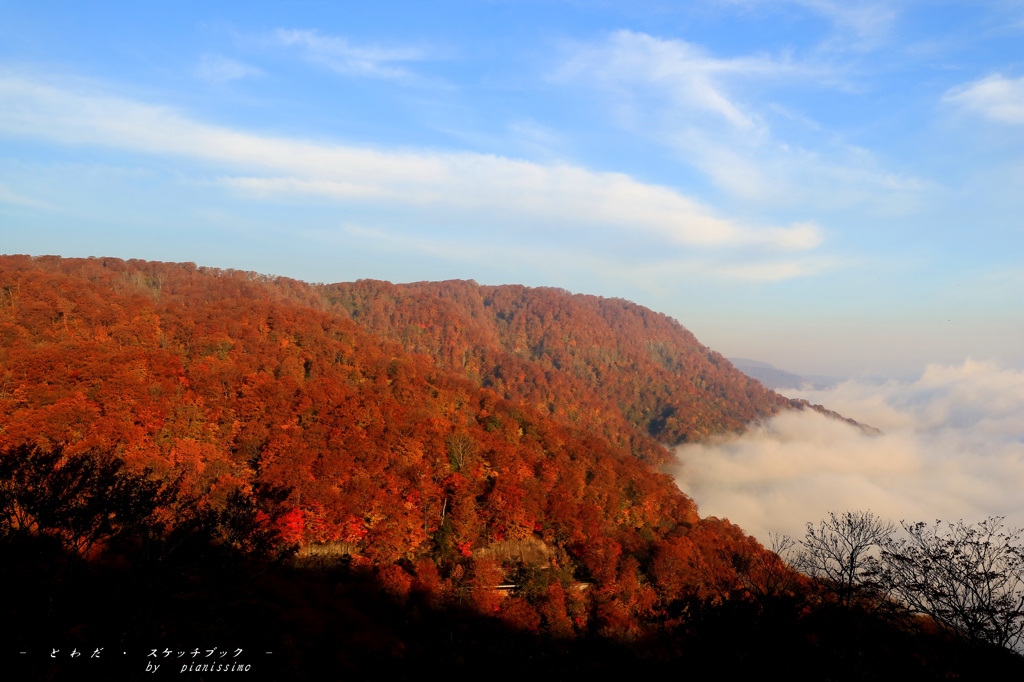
[789,0,897,47]
[0,72,823,257]
[673,360,1024,543]
[558,30,928,211]
[195,54,263,83]
[945,74,1024,124]
[336,222,834,287]
[272,29,430,80]
[716,0,899,49]
[673,130,930,209]
[219,172,823,250]
[558,30,807,131]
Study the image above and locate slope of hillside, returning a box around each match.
[0,254,791,640]
[324,279,799,447]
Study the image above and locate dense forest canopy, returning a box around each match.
[0,255,764,605]
[3,254,1016,679]
[324,278,801,447]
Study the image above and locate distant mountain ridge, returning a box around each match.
[729,357,843,391]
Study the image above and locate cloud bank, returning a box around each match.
[0,71,821,259]
[673,360,1024,544]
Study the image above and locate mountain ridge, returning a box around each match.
[323,278,796,445]
[0,253,1006,678]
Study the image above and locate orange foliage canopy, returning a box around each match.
[325,279,802,449]
[0,255,796,638]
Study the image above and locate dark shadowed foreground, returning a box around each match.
[2,447,1023,682]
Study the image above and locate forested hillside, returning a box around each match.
[3,255,1009,679]
[325,279,799,448]
[0,255,777,634]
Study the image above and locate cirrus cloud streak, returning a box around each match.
[555,30,928,212]
[0,71,823,254]
[272,29,431,80]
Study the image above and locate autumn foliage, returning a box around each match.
[0,254,800,642]
[324,278,802,448]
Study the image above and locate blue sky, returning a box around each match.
[1,0,1021,376]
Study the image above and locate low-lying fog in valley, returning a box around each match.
[673,359,1024,544]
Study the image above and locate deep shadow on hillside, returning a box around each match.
[4,531,1022,682]
[1,422,1020,681]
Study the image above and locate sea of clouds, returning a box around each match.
[672,360,1024,545]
